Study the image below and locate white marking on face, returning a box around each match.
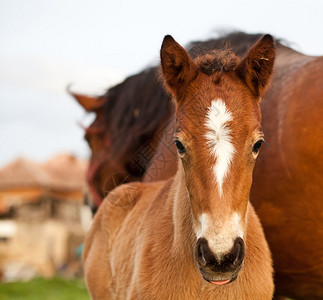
[205,99,235,196]
[196,213,244,257]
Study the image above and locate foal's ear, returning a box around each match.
[160,35,197,98]
[236,34,275,99]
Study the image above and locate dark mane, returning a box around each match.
[188,32,272,76]
[188,31,268,58]
[102,67,170,164]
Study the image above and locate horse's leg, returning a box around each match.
[83,209,112,299]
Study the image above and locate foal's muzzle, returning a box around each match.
[195,237,245,285]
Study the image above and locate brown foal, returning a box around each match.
[83,34,275,299]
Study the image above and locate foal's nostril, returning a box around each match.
[197,243,206,265]
[196,238,214,266]
[230,237,245,266]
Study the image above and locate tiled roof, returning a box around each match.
[0,154,88,192]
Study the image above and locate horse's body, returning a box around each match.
[73,32,323,299]
[251,45,323,299]
[83,35,275,299]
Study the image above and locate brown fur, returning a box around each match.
[83,35,275,299]
[84,176,273,299]
[147,42,323,300]
[75,32,323,299]
[251,46,323,299]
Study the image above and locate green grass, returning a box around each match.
[0,277,90,300]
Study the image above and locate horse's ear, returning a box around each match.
[236,34,275,99]
[67,86,106,112]
[160,35,197,99]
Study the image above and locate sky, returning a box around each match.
[1,0,323,167]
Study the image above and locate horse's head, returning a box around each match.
[161,35,275,285]
[69,70,171,208]
[69,90,129,207]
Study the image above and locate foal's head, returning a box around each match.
[161,35,275,285]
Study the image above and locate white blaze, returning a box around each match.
[205,99,235,196]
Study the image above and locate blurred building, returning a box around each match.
[0,154,92,281]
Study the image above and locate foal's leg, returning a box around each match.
[83,207,112,299]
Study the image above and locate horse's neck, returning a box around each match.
[170,163,196,256]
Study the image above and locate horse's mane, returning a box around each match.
[189,32,274,75]
[101,32,276,169]
[102,67,170,164]
[188,32,267,58]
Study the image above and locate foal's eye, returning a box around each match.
[175,140,186,154]
[252,140,263,154]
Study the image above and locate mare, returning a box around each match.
[72,32,323,299]
[83,35,275,299]
[69,70,171,208]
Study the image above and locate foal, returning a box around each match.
[83,35,275,299]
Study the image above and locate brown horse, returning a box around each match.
[83,35,275,299]
[69,69,171,209]
[72,32,323,299]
